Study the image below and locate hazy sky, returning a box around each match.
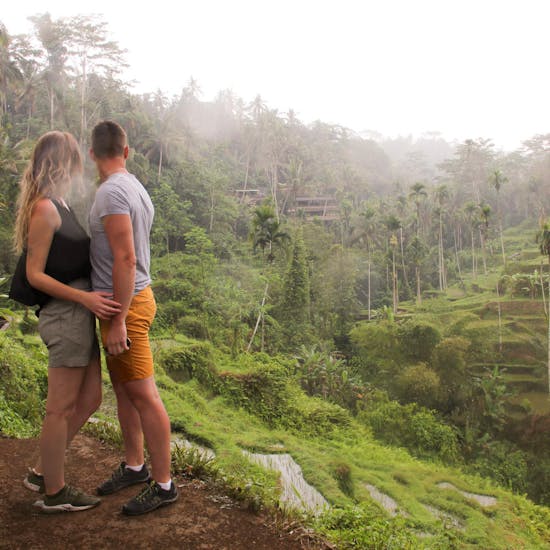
[2,0,549,150]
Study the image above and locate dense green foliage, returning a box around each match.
[0,332,47,436]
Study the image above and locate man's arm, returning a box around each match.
[103,213,136,355]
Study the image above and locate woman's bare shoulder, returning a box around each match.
[30,198,61,228]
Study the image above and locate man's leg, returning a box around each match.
[111,376,145,466]
[117,376,171,483]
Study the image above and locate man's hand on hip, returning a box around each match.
[106,319,130,356]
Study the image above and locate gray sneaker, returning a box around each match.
[97,462,151,495]
[122,480,178,516]
[23,469,45,493]
[33,485,101,513]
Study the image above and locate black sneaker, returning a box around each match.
[97,462,151,495]
[24,468,45,493]
[33,484,101,513]
[122,480,178,516]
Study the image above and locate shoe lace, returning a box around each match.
[64,485,82,498]
[112,463,126,481]
[134,481,157,503]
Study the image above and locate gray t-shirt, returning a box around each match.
[89,172,154,293]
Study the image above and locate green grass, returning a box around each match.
[90,342,550,548]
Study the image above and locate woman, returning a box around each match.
[12,131,121,512]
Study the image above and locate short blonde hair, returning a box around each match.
[13,131,82,252]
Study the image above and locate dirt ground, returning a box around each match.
[0,435,324,550]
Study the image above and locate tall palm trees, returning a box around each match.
[434,184,449,291]
[385,215,401,314]
[536,221,550,394]
[409,182,427,237]
[491,169,508,266]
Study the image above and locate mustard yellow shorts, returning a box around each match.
[99,286,156,383]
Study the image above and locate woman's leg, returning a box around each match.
[39,366,87,495]
[34,356,101,475]
[67,354,102,442]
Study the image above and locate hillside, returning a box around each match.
[2,326,550,549]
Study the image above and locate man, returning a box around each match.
[89,120,177,515]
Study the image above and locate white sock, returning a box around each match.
[157,480,172,491]
[125,463,144,472]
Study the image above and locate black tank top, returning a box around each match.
[9,199,91,308]
[45,199,91,286]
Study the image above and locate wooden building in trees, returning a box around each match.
[286,196,339,221]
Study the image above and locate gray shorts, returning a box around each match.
[38,278,99,368]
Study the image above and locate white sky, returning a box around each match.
[2,0,549,150]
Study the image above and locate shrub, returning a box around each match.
[469,439,528,493]
[0,333,47,436]
[331,462,354,498]
[395,363,441,409]
[315,504,420,549]
[220,361,291,426]
[431,337,472,413]
[397,320,441,362]
[360,400,460,463]
[294,396,352,435]
[176,315,209,339]
[157,339,219,390]
[349,321,401,382]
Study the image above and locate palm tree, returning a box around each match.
[250,202,290,262]
[464,202,479,279]
[385,215,401,314]
[490,169,508,266]
[29,14,69,130]
[359,206,377,320]
[434,184,449,291]
[409,182,427,238]
[248,94,267,122]
[0,23,22,123]
[536,220,550,394]
[142,93,184,182]
[408,235,428,305]
[479,203,491,275]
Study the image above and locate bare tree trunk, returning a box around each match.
[479,228,488,275]
[499,218,506,267]
[547,259,550,394]
[454,227,462,280]
[367,245,372,321]
[270,163,279,222]
[496,281,503,354]
[261,313,265,352]
[49,84,54,130]
[416,266,421,305]
[247,283,269,352]
[158,146,163,183]
[439,213,447,290]
[471,227,477,279]
[26,104,32,140]
[240,150,250,203]
[209,186,215,232]
[79,56,87,149]
[392,249,398,314]
[540,262,547,317]
[399,227,409,289]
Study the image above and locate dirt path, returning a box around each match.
[0,435,320,550]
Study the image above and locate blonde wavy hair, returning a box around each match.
[14,131,83,253]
